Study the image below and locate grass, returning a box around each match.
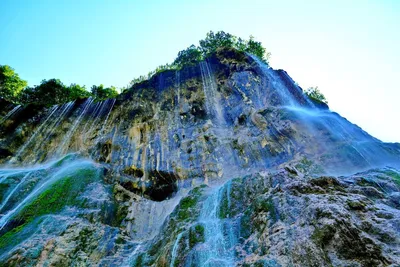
[0,167,100,253]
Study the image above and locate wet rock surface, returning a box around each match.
[0,48,399,266]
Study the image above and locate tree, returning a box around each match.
[244,35,270,64]
[305,86,328,104]
[199,31,236,56]
[68,83,91,100]
[0,65,27,102]
[128,31,272,90]
[91,84,118,100]
[173,45,203,67]
[19,79,69,105]
[19,79,91,106]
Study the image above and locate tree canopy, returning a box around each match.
[0,65,119,106]
[0,65,27,102]
[174,31,271,69]
[18,79,92,106]
[91,84,119,101]
[305,86,328,104]
[130,31,272,86]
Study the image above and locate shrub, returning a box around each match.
[305,86,328,104]
[91,84,118,101]
[0,65,27,102]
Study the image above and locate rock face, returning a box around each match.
[0,48,399,266]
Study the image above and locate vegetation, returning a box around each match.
[0,66,119,106]
[0,167,99,253]
[19,79,91,106]
[305,86,328,104]
[189,224,205,248]
[91,84,119,101]
[129,30,271,86]
[1,31,273,105]
[0,65,27,102]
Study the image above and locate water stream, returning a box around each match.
[200,61,226,126]
[0,105,22,124]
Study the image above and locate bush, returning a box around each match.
[91,84,118,101]
[129,31,271,89]
[0,65,27,102]
[305,86,328,104]
[19,79,91,106]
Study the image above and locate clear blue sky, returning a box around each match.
[1,0,399,142]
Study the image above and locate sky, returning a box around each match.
[0,0,399,142]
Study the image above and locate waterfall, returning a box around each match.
[175,70,181,127]
[10,105,59,163]
[193,185,236,266]
[0,172,31,211]
[95,98,116,141]
[200,61,226,126]
[81,100,102,138]
[56,98,94,156]
[0,105,22,124]
[84,99,110,141]
[31,101,76,155]
[250,54,309,108]
[170,232,184,267]
[0,159,93,230]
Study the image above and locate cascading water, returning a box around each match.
[0,172,31,211]
[10,105,59,163]
[200,61,226,126]
[0,105,21,124]
[29,101,76,160]
[170,232,184,267]
[96,98,116,139]
[0,48,399,266]
[191,184,236,266]
[84,98,112,141]
[81,100,102,138]
[249,54,314,108]
[0,156,97,231]
[56,98,94,155]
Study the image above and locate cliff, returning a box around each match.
[0,48,399,266]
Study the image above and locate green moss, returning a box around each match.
[256,198,277,222]
[0,217,44,254]
[383,169,400,187]
[312,225,335,247]
[14,168,98,226]
[177,186,204,221]
[133,254,144,267]
[177,196,197,221]
[0,222,26,249]
[240,209,253,239]
[0,183,10,201]
[189,224,205,248]
[114,204,129,226]
[148,240,163,256]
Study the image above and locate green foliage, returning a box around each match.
[15,168,97,226]
[129,31,271,89]
[173,45,203,68]
[245,35,271,63]
[189,224,205,248]
[199,31,236,56]
[0,220,29,250]
[0,65,28,102]
[0,64,120,106]
[176,186,204,221]
[177,196,198,221]
[91,84,118,101]
[305,86,328,104]
[19,79,91,106]
[69,83,92,100]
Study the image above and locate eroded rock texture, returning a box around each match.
[0,48,399,266]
